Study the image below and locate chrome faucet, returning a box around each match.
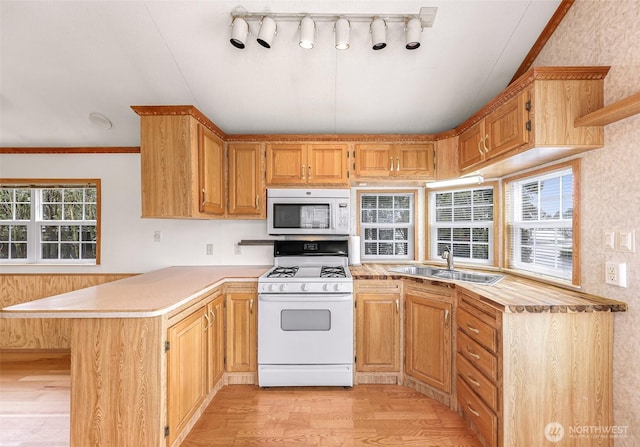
[442,246,454,270]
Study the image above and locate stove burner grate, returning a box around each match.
[267,266,299,278]
[320,266,346,278]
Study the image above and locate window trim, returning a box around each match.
[501,160,580,286]
[356,189,418,262]
[425,182,499,268]
[0,178,102,265]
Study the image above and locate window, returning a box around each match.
[359,191,415,261]
[0,180,100,264]
[428,186,495,265]
[504,161,578,283]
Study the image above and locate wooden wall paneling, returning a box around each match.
[0,274,134,349]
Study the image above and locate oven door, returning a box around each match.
[257,293,353,365]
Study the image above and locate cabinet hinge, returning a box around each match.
[164,426,170,438]
[164,341,170,352]
[526,120,532,132]
[525,100,531,111]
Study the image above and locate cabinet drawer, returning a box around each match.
[457,377,498,447]
[457,352,498,411]
[457,331,498,381]
[457,307,497,352]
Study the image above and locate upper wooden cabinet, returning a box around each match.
[199,125,225,215]
[228,142,265,217]
[133,106,227,219]
[354,143,435,180]
[457,67,608,177]
[266,143,349,186]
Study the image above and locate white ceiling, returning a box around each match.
[0,0,562,147]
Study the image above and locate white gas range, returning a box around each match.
[257,239,354,387]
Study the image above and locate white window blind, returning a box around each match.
[360,193,414,260]
[428,186,494,264]
[505,167,574,281]
[0,183,99,264]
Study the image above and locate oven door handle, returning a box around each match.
[259,294,353,302]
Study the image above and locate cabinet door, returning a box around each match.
[225,292,257,372]
[485,91,530,158]
[354,144,393,178]
[356,293,400,372]
[307,144,349,185]
[206,295,225,391]
[394,143,435,178]
[198,125,225,215]
[405,293,452,393]
[167,307,207,445]
[228,143,264,216]
[266,143,306,185]
[459,120,485,171]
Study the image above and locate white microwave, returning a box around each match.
[267,188,351,236]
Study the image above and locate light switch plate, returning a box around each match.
[604,230,615,250]
[617,230,635,252]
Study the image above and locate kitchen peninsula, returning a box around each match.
[2,265,626,447]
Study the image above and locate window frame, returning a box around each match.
[502,160,580,286]
[426,182,498,267]
[357,189,418,262]
[0,178,101,265]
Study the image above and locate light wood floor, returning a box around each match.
[0,353,481,447]
[183,385,482,446]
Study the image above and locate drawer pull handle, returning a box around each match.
[201,188,206,206]
[466,403,480,417]
[301,165,306,180]
[395,299,399,314]
[466,374,481,387]
[466,346,481,360]
[250,299,254,314]
[209,309,215,327]
[466,324,480,334]
[390,156,394,172]
[396,157,400,171]
[203,312,210,331]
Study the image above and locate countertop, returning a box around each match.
[1,266,270,318]
[351,264,627,313]
[2,264,627,318]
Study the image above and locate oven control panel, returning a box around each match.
[259,281,353,294]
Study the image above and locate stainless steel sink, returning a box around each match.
[388,265,503,286]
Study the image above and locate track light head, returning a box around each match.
[334,17,350,50]
[370,18,387,50]
[257,16,277,48]
[230,17,249,49]
[299,16,315,49]
[405,17,423,50]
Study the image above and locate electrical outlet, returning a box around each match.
[206,244,214,255]
[153,230,161,243]
[605,262,627,287]
[234,244,241,255]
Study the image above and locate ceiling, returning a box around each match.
[0,0,562,148]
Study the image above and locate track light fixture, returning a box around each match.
[299,16,315,49]
[230,16,249,49]
[405,17,423,50]
[370,17,387,50]
[229,7,436,51]
[334,17,350,50]
[257,16,277,48]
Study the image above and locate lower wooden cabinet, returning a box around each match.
[225,291,257,372]
[404,284,453,393]
[206,294,225,392]
[355,281,401,372]
[167,307,207,446]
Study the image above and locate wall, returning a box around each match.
[0,153,275,273]
[534,0,640,444]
